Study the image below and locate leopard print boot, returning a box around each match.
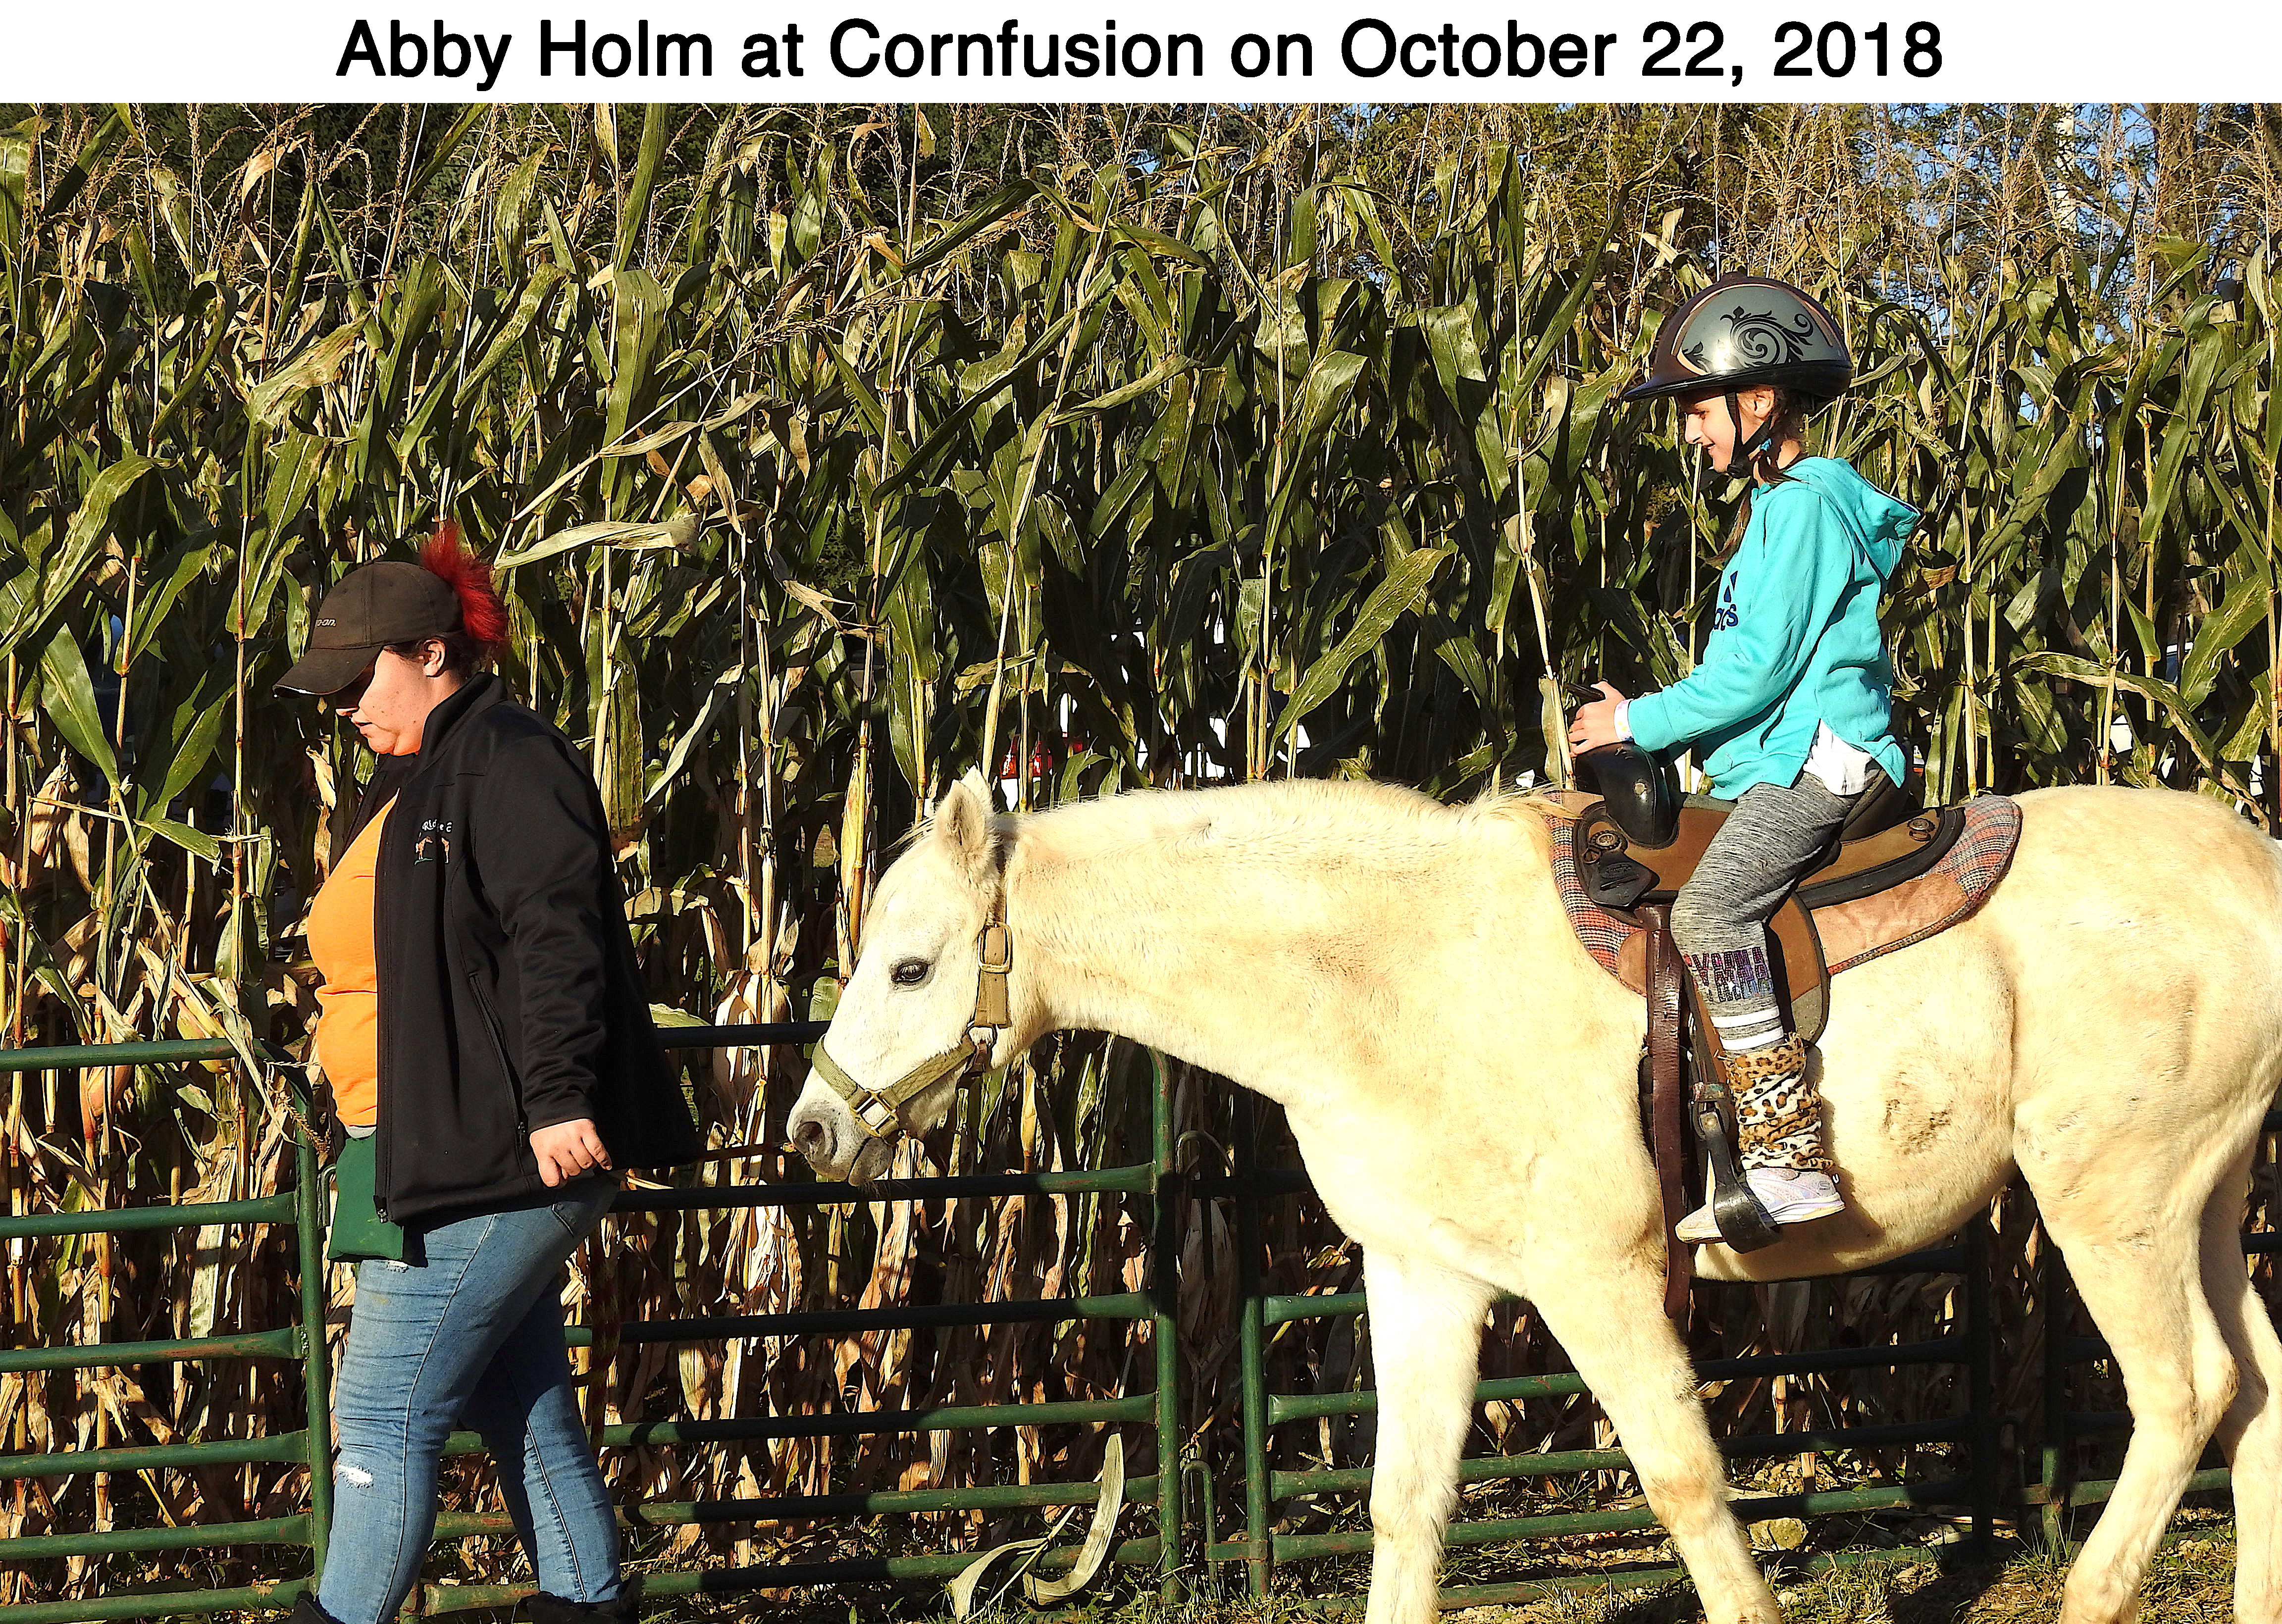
[1727,1034,1827,1172]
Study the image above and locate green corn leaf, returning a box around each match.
[878,308,1082,501]
[38,623,119,792]
[149,280,237,443]
[2178,565,2272,709]
[19,453,158,658]
[245,326,361,428]
[1422,304,1487,404]
[125,537,214,665]
[2016,651,2253,802]
[1263,349,1366,547]
[604,267,670,454]
[138,676,232,821]
[946,1538,1048,1620]
[1111,219,1211,268]
[262,429,326,542]
[645,663,745,804]
[1058,354,1194,420]
[601,420,701,460]
[2141,331,2230,541]
[1430,620,1497,706]
[140,817,221,863]
[0,128,27,260]
[453,265,568,404]
[902,177,1038,279]
[1273,546,1452,744]
[496,517,698,572]
[1023,1434,1124,1602]
[616,104,671,268]
[405,104,492,202]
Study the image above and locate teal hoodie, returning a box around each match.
[1624,457,1917,799]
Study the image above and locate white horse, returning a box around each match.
[786,772,2282,1624]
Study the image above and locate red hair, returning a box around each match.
[420,522,508,654]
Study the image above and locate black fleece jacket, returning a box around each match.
[342,674,701,1225]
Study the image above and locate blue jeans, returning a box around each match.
[317,1179,621,1624]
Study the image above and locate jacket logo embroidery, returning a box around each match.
[415,818,455,865]
[1712,573,1739,631]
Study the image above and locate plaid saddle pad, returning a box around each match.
[1546,794,2024,986]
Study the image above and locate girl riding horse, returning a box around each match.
[1568,275,1919,1241]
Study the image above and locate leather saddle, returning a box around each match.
[1570,744,1963,1044]
[1566,740,1971,1319]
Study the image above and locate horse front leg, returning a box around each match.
[1525,1241,1781,1624]
[1360,1252,1494,1624]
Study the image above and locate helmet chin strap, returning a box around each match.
[1720,389,1779,479]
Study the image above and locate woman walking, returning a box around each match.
[279,527,700,1624]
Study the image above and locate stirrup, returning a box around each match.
[1686,1077,1782,1251]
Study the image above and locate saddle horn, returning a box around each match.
[1572,741,1682,849]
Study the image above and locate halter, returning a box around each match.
[810,894,1012,1142]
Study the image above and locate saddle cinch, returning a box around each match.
[1547,738,2024,1319]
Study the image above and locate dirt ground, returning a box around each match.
[635,1518,2240,1624]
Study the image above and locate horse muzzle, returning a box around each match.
[786,1085,895,1184]
[787,1092,850,1175]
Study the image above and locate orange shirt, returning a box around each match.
[308,796,395,1129]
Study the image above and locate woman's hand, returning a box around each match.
[1566,682,1630,754]
[531,1118,614,1187]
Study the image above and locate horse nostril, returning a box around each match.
[792,1115,830,1161]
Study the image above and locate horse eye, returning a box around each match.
[890,959,930,987]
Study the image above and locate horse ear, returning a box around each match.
[934,770,999,880]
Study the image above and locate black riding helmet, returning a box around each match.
[1624,275,1853,478]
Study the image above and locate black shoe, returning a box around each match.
[527,1587,641,1624]
[289,1597,344,1624]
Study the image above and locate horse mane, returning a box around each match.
[1004,777,1557,871]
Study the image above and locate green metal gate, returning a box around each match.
[0,1037,331,1623]
[409,1029,1183,1615]
[0,1030,1179,1620]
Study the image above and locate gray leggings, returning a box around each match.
[1668,770,1858,1022]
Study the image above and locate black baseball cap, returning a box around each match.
[274,561,464,696]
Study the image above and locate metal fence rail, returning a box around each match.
[463,1034,1184,1618]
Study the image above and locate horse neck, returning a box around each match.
[1001,796,1428,1107]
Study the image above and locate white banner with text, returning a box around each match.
[0,1,2245,102]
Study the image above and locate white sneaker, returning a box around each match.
[1673,1168,1844,1243]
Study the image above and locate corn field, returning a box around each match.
[2,101,2282,1604]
